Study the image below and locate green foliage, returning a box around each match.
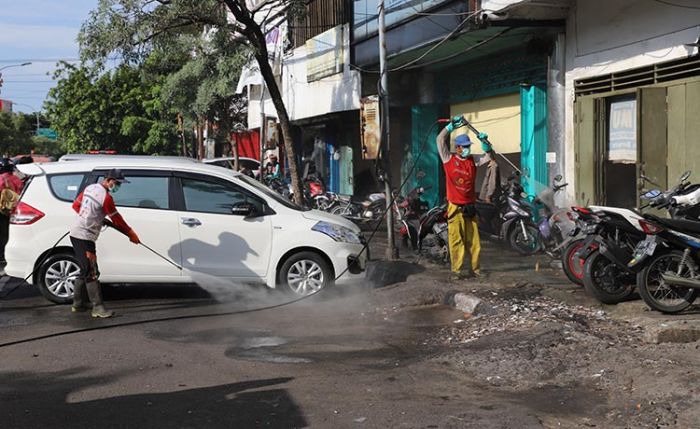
[44,62,180,155]
[0,112,62,158]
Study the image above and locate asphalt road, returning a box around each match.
[0,271,552,429]
[4,240,700,428]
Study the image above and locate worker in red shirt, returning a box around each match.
[70,169,140,317]
[0,158,24,265]
[436,116,492,279]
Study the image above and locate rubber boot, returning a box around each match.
[71,278,90,313]
[86,280,114,318]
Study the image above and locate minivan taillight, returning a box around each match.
[10,202,45,225]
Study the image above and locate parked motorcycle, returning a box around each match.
[329,193,386,222]
[531,176,577,258]
[475,171,540,255]
[626,178,700,313]
[560,206,601,286]
[396,186,430,249]
[417,202,449,263]
[578,171,699,304]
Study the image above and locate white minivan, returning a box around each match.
[5,156,367,303]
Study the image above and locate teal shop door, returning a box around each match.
[406,105,442,208]
[520,85,548,195]
[339,146,353,195]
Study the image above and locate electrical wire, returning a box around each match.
[652,0,700,9]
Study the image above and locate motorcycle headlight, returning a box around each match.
[312,221,362,244]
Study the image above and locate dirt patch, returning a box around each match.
[428,284,700,427]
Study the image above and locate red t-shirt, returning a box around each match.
[0,173,24,194]
[443,154,476,205]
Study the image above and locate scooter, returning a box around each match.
[578,171,699,304]
[417,202,450,263]
[396,186,431,249]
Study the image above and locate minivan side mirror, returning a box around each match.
[231,202,259,217]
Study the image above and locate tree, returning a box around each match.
[79,0,305,204]
[44,62,180,155]
[158,28,248,162]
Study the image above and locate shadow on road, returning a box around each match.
[1,370,303,428]
[366,260,425,288]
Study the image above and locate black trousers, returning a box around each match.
[0,214,9,262]
[70,237,99,282]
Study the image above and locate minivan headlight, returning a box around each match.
[312,221,362,244]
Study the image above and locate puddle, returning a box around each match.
[386,305,464,328]
[226,336,312,364]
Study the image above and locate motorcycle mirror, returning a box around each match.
[640,189,662,200]
[680,170,691,183]
[554,174,563,182]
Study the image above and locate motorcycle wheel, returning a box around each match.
[508,223,540,255]
[582,250,634,304]
[637,250,698,314]
[330,205,355,218]
[561,239,586,286]
[314,196,331,211]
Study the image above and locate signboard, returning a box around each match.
[360,95,380,160]
[37,128,57,140]
[608,99,637,163]
[265,117,279,150]
[306,25,344,82]
[0,99,12,112]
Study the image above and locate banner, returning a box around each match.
[306,25,344,82]
[360,95,380,160]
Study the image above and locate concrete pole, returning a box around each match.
[378,0,398,259]
[259,82,267,181]
[547,33,566,205]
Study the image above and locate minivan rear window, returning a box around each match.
[48,173,85,202]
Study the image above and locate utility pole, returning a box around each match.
[378,0,398,260]
[259,81,267,181]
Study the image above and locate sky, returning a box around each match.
[0,0,97,114]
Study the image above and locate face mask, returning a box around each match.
[109,182,121,194]
[460,147,471,158]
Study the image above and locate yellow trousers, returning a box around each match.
[446,202,481,274]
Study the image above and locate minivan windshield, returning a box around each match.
[238,175,309,211]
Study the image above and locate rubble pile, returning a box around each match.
[440,291,612,345]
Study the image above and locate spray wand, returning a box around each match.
[440,116,522,174]
[105,221,183,271]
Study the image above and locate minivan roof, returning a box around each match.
[22,155,240,177]
[59,154,196,163]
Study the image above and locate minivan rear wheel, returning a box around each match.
[37,252,80,304]
[279,251,333,296]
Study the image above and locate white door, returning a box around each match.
[176,175,273,278]
[95,174,183,281]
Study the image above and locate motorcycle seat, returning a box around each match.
[647,215,700,235]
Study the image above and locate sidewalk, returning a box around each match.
[366,231,700,345]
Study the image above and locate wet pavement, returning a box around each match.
[2,238,700,428]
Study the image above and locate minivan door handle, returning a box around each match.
[181,217,202,227]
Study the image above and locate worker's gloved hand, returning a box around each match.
[478,132,492,152]
[102,219,114,229]
[445,115,466,133]
[127,229,140,245]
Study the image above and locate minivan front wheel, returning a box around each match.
[280,251,333,296]
[37,252,80,304]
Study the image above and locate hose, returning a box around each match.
[0,231,70,299]
[0,120,443,348]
